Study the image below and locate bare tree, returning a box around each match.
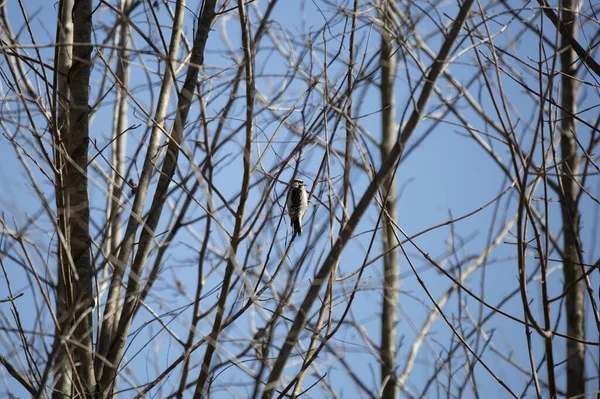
[1,0,599,398]
[558,0,585,396]
[379,2,399,398]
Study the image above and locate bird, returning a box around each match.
[287,178,307,236]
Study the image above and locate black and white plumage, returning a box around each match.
[287,178,307,236]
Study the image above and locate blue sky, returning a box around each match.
[1,0,600,398]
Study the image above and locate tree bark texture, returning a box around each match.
[52,0,74,396]
[559,0,584,396]
[380,4,399,398]
[66,0,96,395]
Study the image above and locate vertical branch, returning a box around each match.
[100,0,131,355]
[261,0,476,395]
[536,12,557,397]
[379,2,399,398]
[96,0,186,381]
[535,16,555,398]
[67,0,96,394]
[292,2,358,396]
[51,0,74,396]
[342,0,357,220]
[193,0,254,395]
[106,0,131,280]
[558,0,584,396]
[98,0,218,395]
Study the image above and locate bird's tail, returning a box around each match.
[293,218,302,236]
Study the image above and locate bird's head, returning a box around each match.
[290,179,305,189]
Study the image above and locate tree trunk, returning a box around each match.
[52,0,74,396]
[67,0,96,395]
[379,5,399,398]
[559,0,584,396]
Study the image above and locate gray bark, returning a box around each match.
[96,0,185,375]
[97,0,218,396]
[67,0,96,395]
[379,4,399,398]
[95,0,131,388]
[51,0,75,395]
[559,0,584,396]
